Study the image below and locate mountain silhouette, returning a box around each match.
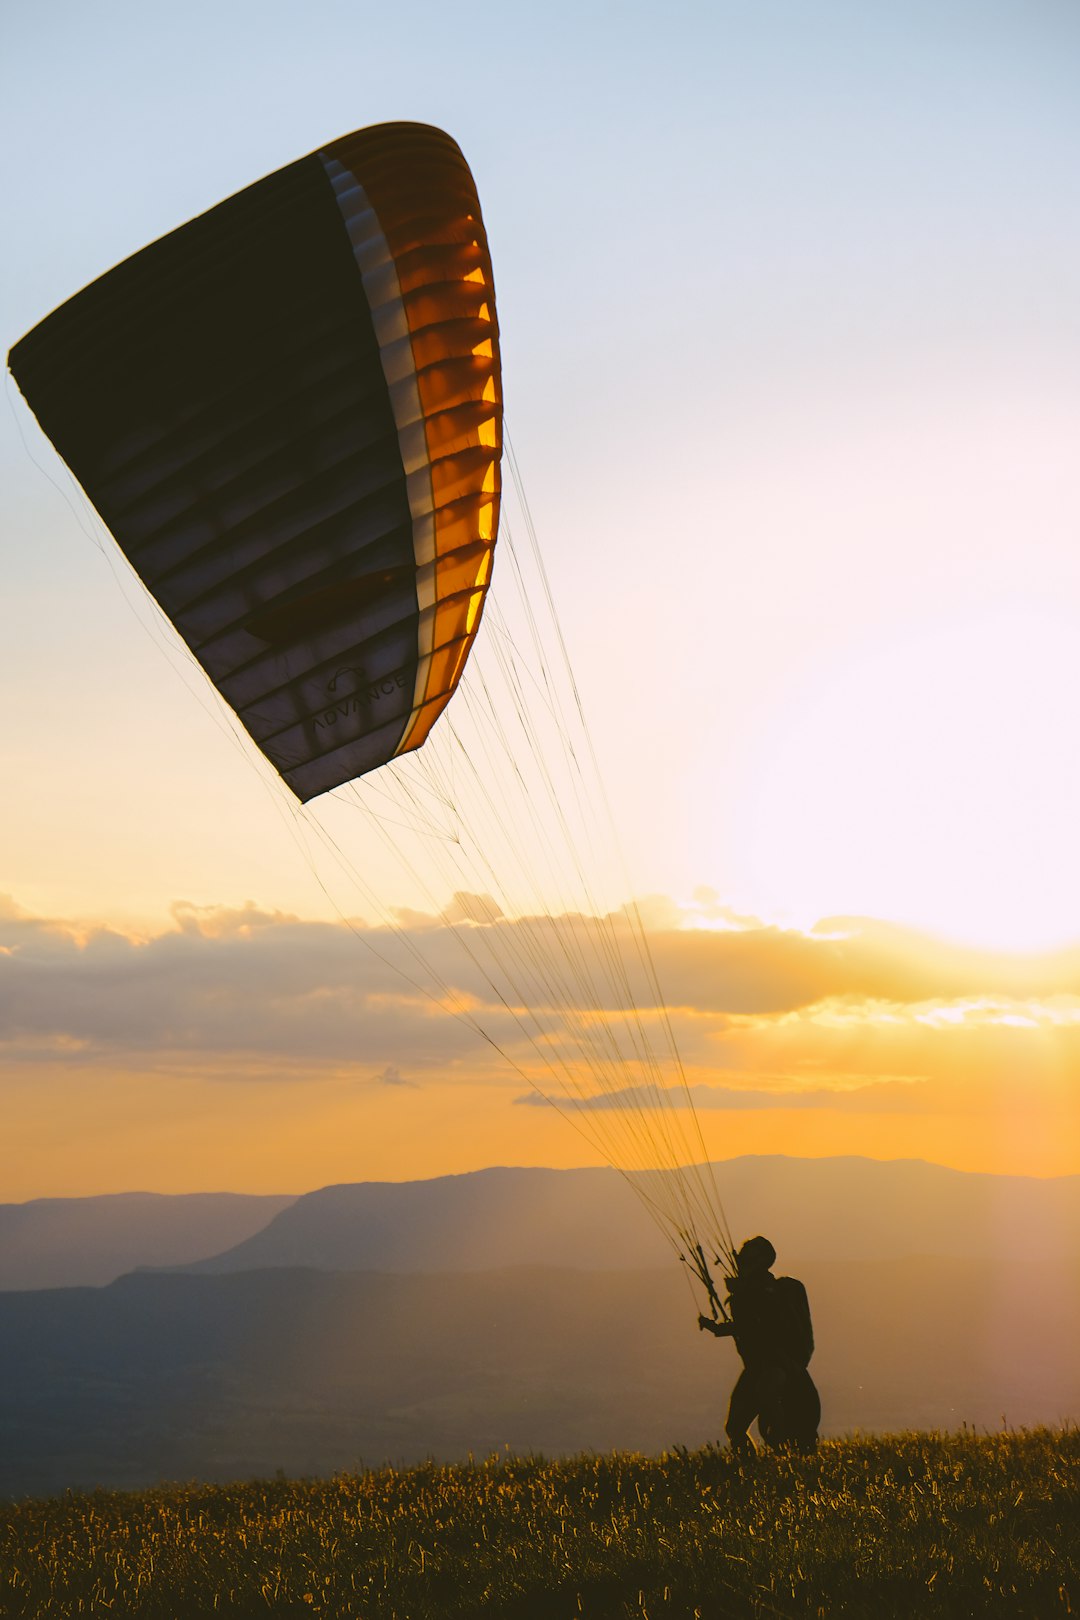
[5,1158,1077,1294]
[0,1191,296,1290]
[176,1156,1080,1276]
[3,1156,1077,1497]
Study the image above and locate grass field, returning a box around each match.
[1,1430,1076,1618]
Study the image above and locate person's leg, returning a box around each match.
[793,1368,821,1452]
[754,1366,789,1446]
[725,1368,761,1453]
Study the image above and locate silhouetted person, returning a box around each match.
[698,1235,820,1453]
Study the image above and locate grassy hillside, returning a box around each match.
[2,1430,1075,1618]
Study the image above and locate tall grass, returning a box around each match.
[2,1430,1075,1618]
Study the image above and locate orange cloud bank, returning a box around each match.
[1,894,1077,1198]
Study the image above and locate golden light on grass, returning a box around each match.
[2,1433,1074,1617]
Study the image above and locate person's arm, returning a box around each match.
[698,1314,734,1337]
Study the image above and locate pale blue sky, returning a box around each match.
[4,0,1080,947]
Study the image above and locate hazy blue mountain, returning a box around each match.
[183,1165,660,1274]
[0,1192,296,1289]
[178,1157,1080,1276]
[1,1256,1075,1498]
[7,1158,1077,1294]
[6,1159,1076,1296]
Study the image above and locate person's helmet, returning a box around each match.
[737,1235,776,1271]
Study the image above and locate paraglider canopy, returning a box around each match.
[8,122,502,802]
[9,120,737,1311]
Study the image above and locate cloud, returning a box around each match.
[514,1078,932,1114]
[441,892,505,925]
[645,913,1080,1015]
[374,1064,416,1088]
[0,900,489,1069]
[2,895,1078,1134]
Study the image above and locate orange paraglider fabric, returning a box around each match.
[8,122,502,801]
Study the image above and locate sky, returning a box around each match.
[3,0,1080,1199]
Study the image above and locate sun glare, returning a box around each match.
[736,606,1080,954]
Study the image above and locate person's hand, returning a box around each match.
[698,1313,709,1331]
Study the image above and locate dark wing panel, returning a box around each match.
[9,123,501,801]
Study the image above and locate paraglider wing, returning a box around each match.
[10,122,736,1304]
[8,123,502,801]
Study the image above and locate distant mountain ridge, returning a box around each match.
[3,1156,1077,1497]
[0,1192,296,1290]
[179,1156,1080,1277]
[3,1158,1077,1293]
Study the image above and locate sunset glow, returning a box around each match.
[3,1,1079,1207]
[3,895,1078,1200]
[733,604,1080,954]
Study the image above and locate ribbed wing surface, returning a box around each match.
[8,122,502,801]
